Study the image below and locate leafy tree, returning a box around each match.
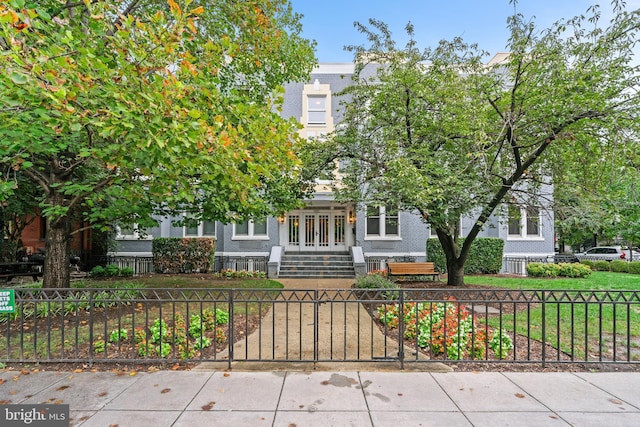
[303,2,640,285]
[601,142,640,259]
[0,169,41,261]
[552,125,637,252]
[0,0,316,287]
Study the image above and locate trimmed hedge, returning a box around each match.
[579,259,595,269]
[427,238,504,274]
[152,238,215,273]
[594,260,611,272]
[610,260,630,273]
[526,262,591,278]
[581,259,640,275]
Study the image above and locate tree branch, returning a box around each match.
[461,109,604,260]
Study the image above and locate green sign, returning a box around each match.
[0,289,15,313]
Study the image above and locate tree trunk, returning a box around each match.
[445,255,466,286]
[436,229,467,286]
[43,216,72,288]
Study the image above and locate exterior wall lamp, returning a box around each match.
[277,215,286,224]
[347,211,356,224]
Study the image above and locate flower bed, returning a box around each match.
[376,297,513,360]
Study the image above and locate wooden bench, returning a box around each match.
[387,262,440,281]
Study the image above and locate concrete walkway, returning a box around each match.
[216,279,393,364]
[211,278,437,369]
[2,369,640,426]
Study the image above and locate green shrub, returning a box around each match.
[628,262,640,275]
[526,262,558,277]
[90,265,106,277]
[557,263,591,278]
[610,260,630,273]
[153,237,215,273]
[526,262,591,278]
[354,273,399,300]
[594,260,611,272]
[427,238,503,274]
[105,264,120,276]
[90,265,134,278]
[580,260,595,270]
[119,267,134,277]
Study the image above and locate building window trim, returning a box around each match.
[306,94,327,125]
[364,205,401,240]
[116,224,152,241]
[507,205,543,240]
[184,220,217,238]
[232,219,269,241]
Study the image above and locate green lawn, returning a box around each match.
[464,271,640,290]
[75,275,284,290]
[463,271,640,361]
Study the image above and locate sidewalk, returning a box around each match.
[2,368,640,426]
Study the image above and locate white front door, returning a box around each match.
[285,210,347,252]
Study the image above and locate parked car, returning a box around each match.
[574,246,640,262]
[553,253,580,263]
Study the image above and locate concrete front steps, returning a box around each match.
[278,252,356,278]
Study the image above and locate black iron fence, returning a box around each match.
[86,255,269,276]
[2,287,639,369]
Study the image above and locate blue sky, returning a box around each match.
[291,0,640,62]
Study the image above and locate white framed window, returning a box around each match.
[184,220,216,238]
[116,223,151,240]
[233,218,269,240]
[365,205,400,240]
[508,205,542,239]
[307,95,327,125]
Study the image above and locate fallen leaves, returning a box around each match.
[201,401,215,411]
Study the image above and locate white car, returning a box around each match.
[574,246,640,262]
